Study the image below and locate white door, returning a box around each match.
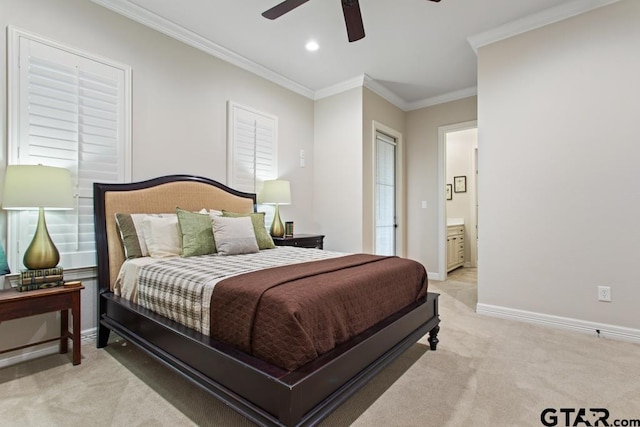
[375,132,397,256]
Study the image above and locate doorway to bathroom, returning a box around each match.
[438,121,478,282]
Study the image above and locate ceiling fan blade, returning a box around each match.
[342,0,365,42]
[428,0,441,2]
[262,0,310,20]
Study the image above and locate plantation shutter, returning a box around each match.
[227,102,277,193]
[8,29,131,270]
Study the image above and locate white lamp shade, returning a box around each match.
[260,180,291,205]
[2,165,74,210]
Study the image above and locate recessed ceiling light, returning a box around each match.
[305,40,319,52]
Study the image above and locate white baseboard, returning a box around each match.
[0,327,97,369]
[476,303,640,344]
[428,272,444,281]
[0,345,61,369]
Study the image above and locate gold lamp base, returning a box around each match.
[270,204,285,237]
[23,207,60,270]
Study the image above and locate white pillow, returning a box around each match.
[197,208,222,219]
[142,215,181,257]
[115,213,177,258]
[211,216,259,256]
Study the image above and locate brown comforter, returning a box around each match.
[209,254,428,371]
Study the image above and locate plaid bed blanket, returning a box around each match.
[136,247,343,335]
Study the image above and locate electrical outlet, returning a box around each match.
[598,286,611,302]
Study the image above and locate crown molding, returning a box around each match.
[314,74,410,110]
[90,0,315,99]
[467,0,622,54]
[91,0,476,110]
[315,75,477,112]
[362,75,410,111]
[406,86,478,111]
[362,77,478,111]
[313,75,366,101]
[90,0,619,111]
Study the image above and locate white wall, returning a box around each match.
[0,0,315,363]
[313,88,363,253]
[478,0,640,330]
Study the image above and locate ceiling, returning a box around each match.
[92,0,613,110]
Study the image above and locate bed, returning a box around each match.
[94,174,440,426]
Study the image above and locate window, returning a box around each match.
[375,131,397,256]
[226,101,277,194]
[7,27,131,271]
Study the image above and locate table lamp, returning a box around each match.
[2,165,74,270]
[260,180,291,237]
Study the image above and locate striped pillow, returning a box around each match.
[115,213,175,258]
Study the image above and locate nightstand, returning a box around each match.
[272,234,325,249]
[0,283,85,365]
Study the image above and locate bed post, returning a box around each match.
[97,318,111,348]
[427,293,440,350]
[428,325,440,351]
[93,182,111,348]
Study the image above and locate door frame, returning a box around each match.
[438,120,477,280]
[372,121,405,257]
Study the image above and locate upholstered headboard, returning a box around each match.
[93,175,256,293]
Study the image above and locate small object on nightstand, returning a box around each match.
[285,221,294,237]
[63,280,82,287]
[17,266,64,292]
[273,234,324,249]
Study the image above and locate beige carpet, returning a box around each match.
[1,269,639,426]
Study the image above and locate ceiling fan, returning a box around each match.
[263,0,442,43]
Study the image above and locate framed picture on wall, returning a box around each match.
[454,176,467,193]
[446,184,452,200]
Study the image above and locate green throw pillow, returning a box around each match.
[176,208,217,257]
[115,213,147,258]
[221,211,276,250]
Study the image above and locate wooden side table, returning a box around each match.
[0,283,85,365]
[272,234,325,249]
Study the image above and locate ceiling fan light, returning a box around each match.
[305,40,319,51]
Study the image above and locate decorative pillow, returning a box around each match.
[176,208,216,257]
[115,213,151,258]
[141,215,181,257]
[211,216,259,256]
[221,211,276,250]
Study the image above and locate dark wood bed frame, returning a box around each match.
[94,175,440,427]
